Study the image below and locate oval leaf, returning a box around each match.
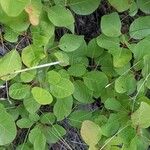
[50,78,74,98]
[129,16,150,39]
[32,87,53,105]
[101,12,121,37]
[131,102,150,128]
[81,120,102,146]
[59,34,84,52]
[69,0,101,15]
[9,83,31,100]
[108,0,131,12]
[0,50,22,80]
[54,96,73,121]
[48,5,74,29]
[0,109,17,145]
[0,0,30,17]
[22,45,45,67]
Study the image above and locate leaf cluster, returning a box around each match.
[0,0,150,150]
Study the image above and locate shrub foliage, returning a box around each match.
[0,0,150,149]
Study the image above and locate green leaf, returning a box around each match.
[50,78,74,99]
[40,112,56,125]
[20,70,36,83]
[115,63,131,75]
[129,1,138,16]
[48,5,74,29]
[0,7,29,32]
[47,70,61,85]
[34,132,46,150]
[44,124,66,144]
[31,87,53,105]
[132,36,150,60]
[129,16,150,39]
[83,71,108,94]
[9,83,31,100]
[31,21,54,47]
[137,79,147,97]
[142,55,150,78]
[54,51,70,66]
[68,110,92,128]
[95,52,117,77]
[115,74,136,94]
[129,135,149,150]
[29,127,46,150]
[54,0,65,6]
[113,48,132,68]
[23,97,41,114]
[29,113,40,122]
[103,135,123,150]
[58,69,70,79]
[81,120,102,146]
[73,80,94,104]
[18,105,29,119]
[0,0,30,17]
[104,98,122,111]
[101,12,121,37]
[16,143,33,150]
[54,96,73,121]
[0,109,17,145]
[67,39,87,57]
[131,102,150,128]
[86,38,104,58]
[68,0,101,15]
[17,118,34,128]
[59,34,84,52]
[4,27,19,43]
[29,127,41,144]
[101,114,120,137]
[118,126,136,145]
[96,34,120,52]
[68,64,86,77]
[146,76,150,89]
[69,56,88,66]
[22,45,45,67]
[7,108,19,121]
[108,0,131,12]
[0,50,22,80]
[138,0,150,14]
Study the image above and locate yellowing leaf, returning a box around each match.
[81,120,102,147]
[32,87,53,105]
[131,102,150,128]
[25,0,42,26]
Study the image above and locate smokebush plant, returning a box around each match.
[0,0,150,149]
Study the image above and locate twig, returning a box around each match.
[5,81,12,104]
[0,61,60,79]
